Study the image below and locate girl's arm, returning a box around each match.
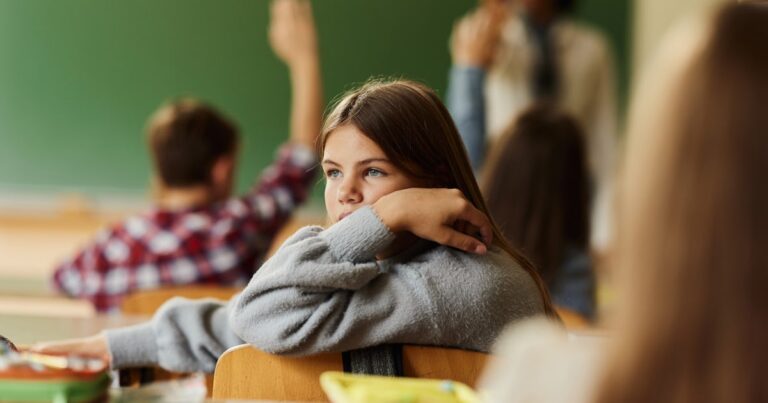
[230,206,421,355]
[31,297,243,373]
[33,191,494,368]
[230,189,494,355]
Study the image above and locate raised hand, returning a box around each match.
[450,5,506,68]
[269,0,318,69]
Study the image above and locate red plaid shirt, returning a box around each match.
[52,144,317,312]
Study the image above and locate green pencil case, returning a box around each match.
[0,340,110,403]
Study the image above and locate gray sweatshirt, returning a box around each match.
[105,206,545,373]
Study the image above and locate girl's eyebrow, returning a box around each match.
[358,158,392,165]
[322,158,392,166]
[321,159,340,166]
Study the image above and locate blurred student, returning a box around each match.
[448,0,618,250]
[32,78,554,373]
[51,0,323,312]
[482,104,594,319]
[480,3,768,402]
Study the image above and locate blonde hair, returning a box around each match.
[596,4,768,402]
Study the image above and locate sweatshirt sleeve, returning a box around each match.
[228,206,440,356]
[104,296,243,373]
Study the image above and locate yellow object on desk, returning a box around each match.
[320,372,481,403]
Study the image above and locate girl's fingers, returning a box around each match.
[459,221,493,248]
[442,230,488,254]
[454,220,468,236]
[454,204,493,246]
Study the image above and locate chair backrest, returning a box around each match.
[118,285,241,396]
[401,345,488,387]
[211,344,490,401]
[119,285,240,315]
[212,344,342,401]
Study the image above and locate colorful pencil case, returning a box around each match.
[0,340,110,403]
[320,371,482,403]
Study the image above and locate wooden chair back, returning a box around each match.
[118,285,240,395]
[119,285,240,315]
[401,345,488,387]
[212,344,342,401]
[211,344,490,401]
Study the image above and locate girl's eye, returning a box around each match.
[325,169,341,179]
[365,168,386,177]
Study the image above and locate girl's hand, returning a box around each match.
[269,0,318,69]
[28,334,111,363]
[450,5,505,68]
[373,188,493,254]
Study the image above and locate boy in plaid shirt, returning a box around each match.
[52,0,323,312]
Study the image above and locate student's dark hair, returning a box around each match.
[556,0,576,13]
[482,103,589,286]
[147,99,239,187]
[321,79,557,318]
[596,3,768,403]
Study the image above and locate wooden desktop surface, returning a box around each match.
[0,275,96,317]
[0,312,149,345]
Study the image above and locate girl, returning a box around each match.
[480,3,768,402]
[482,104,595,319]
[34,79,554,373]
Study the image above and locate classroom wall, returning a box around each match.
[0,0,631,208]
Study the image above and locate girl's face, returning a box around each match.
[322,124,421,225]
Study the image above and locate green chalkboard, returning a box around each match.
[0,0,629,197]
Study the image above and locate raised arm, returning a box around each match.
[224,0,323,250]
[446,7,504,171]
[270,0,323,150]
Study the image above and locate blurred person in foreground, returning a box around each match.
[480,2,768,402]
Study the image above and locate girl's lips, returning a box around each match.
[338,211,352,221]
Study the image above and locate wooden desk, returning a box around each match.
[0,312,149,345]
[0,276,95,317]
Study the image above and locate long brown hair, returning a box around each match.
[320,79,556,317]
[482,103,590,286]
[596,3,768,402]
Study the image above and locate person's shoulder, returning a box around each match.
[425,245,534,289]
[423,243,505,266]
[557,18,612,55]
[479,318,605,403]
[557,17,607,40]
[423,245,520,271]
